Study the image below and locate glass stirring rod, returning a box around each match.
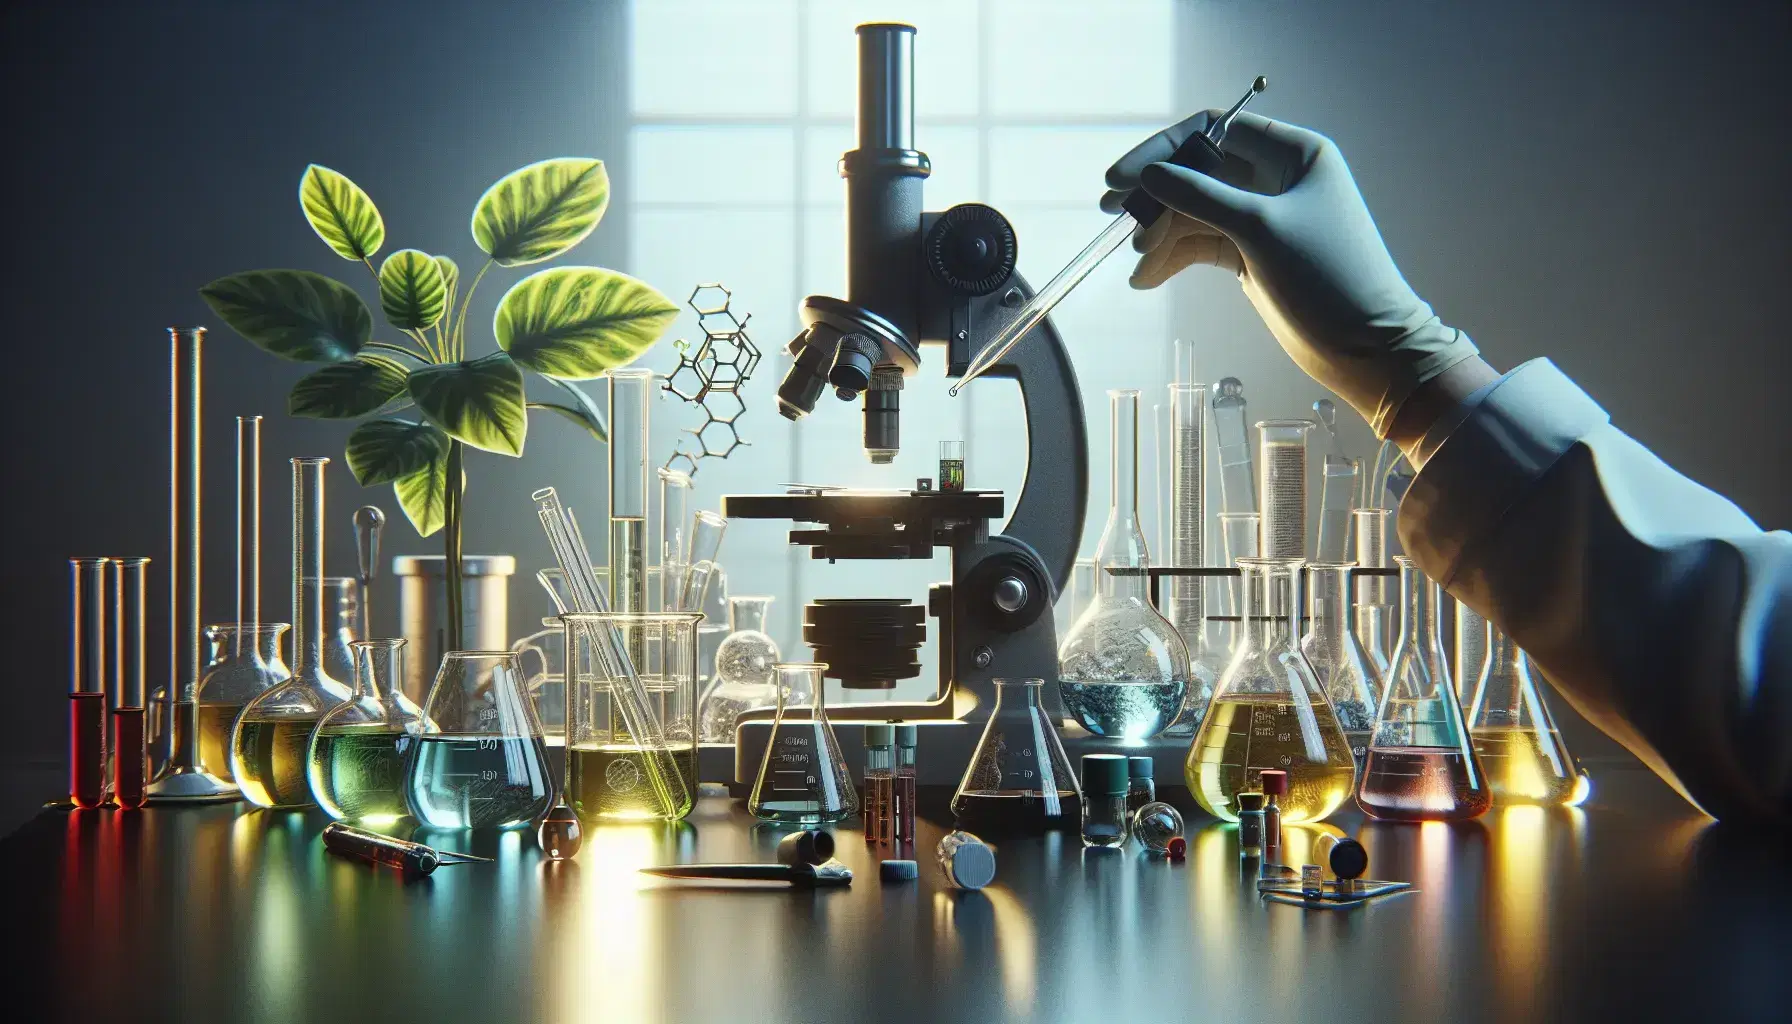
[949,75,1267,397]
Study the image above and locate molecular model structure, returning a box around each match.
[660,284,762,477]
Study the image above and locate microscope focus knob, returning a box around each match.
[925,203,1017,296]
[965,551,1047,633]
[993,577,1028,613]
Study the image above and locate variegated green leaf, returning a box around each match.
[406,351,527,456]
[344,418,448,486]
[378,249,447,330]
[470,158,609,267]
[288,354,409,418]
[494,267,677,379]
[199,269,372,362]
[393,451,460,537]
[299,164,384,261]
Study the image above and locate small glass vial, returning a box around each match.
[937,830,996,889]
[1080,753,1131,849]
[939,441,966,493]
[894,724,918,848]
[864,724,894,845]
[1301,863,1324,898]
[1134,801,1186,859]
[1127,756,1156,815]
[1261,769,1287,864]
[1236,792,1265,856]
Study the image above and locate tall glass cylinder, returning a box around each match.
[1099,389,1146,600]
[1211,378,1255,515]
[1353,508,1393,674]
[657,468,692,608]
[236,414,263,637]
[1165,382,1206,643]
[1218,511,1261,638]
[564,611,700,821]
[112,557,151,808]
[68,557,110,808]
[1257,419,1311,559]
[1454,600,1488,710]
[1315,455,1360,564]
[609,369,653,618]
[291,459,336,691]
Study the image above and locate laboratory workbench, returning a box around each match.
[5,762,1788,1024]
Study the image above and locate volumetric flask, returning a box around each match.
[1467,621,1582,806]
[748,662,857,824]
[564,611,701,821]
[1357,557,1490,821]
[233,458,352,809]
[407,650,555,829]
[196,623,289,782]
[1186,558,1356,823]
[700,594,781,743]
[1301,563,1381,770]
[1257,420,1311,559]
[307,639,423,824]
[952,677,1083,835]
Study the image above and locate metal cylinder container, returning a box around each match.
[393,554,516,702]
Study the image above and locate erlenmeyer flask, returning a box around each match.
[748,662,857,824]
[232,458,353,809]
[1357,557,1490,821]
[1058,389,1192,740]
[700,595,782,743]
[1467,621,1582,805]
[951,677,1082,834]
[194,623,289,782]
[1186,558,1357,823]
[407,650,555,829]
[307,639,423,823]
[1301,563,1381,769]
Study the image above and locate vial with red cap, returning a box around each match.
[1133,801,1187,859]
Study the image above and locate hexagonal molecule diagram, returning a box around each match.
[660,284,761,476]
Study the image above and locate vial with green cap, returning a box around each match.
[1081,753,1132,849]
[864,724,895,845]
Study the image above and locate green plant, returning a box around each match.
[202,159,677,650]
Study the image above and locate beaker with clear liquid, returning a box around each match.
[232,458,352,809]
[952,677,1082,835]
[1357,557,1490,821]
[406,650,555,829]
[1058,388,1191,740]
[307,638,422,823]
[563,611,701,821]
[700,594,782,743]
[1186,557,1357,823]
[748,662,857,824]
[1301,563,1381,769]
[1467,620,1583,806]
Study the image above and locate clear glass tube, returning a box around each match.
[1257,419,1311,559]
[609,368,653,617]
[1301,562,1381,769]
[656,468,692,608]
[1218,511,1261,631]
[235,415,263,641]
[290,459,336,690]
[168,327,206,771]
[1454,599,1488,710]
[939,440,965,492]
[1352,508,1393,675]
[673,509,727,614]
[1211,377,1255,515]
[1315,455,1360,564]
[68,557,110,808]
[1165,383,1207,642]
[112,557,150,808]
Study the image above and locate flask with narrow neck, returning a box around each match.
[1057,389,1191,740]
[1186,558,1356,823]
[307,638,423,823]
[195,622,290,782]
[1357,557,1490,821]
[748,663,857,824]
[1301,563,1382,769]
[231,458,353,809]
[1468,622,1584,805]
[700,594,782,743]
[952,677,1082,835]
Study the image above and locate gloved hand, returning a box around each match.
[1101,111,1480,438]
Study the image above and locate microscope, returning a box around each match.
[721,22,1187,789]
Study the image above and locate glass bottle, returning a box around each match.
[1235,792,1265,856]
[951,677,1082,835]
[1134,801,1186,858]
[195,623,290,782]
[699,594,782,743]
[232,458,352,809]
[864,724,894,845]
[1301,563,1382,770]
[1126,756,1156,815]
[1467,621,1582,805]
[1080,753,1131,850]
[313,577,359,686]
[748,662,857,824]
[1058,389,1191,740]
[307,638,423,823]
[407,650,555,829]
[1357,557,1491,821]
[1186,557,1357,824]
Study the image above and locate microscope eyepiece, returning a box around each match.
[776,329,836,421]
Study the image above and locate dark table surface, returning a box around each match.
[5,762,1789,1024]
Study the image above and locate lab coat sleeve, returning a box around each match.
[1399,358,1792,823]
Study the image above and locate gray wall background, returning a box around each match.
[1,0,1785,788]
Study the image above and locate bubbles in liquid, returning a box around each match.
[1186,695,1357,823]
[1357,746,1490,821]
[713,631,778,689]
[1059,680,1187,740]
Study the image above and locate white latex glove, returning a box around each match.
[1100,111,1480,437]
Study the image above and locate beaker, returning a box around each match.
[951,677,1083,835]
[748,662,857,824]
[1467,621,1581,806]
[700,595,782,743]
[1315,456,1360,563]
[196,623,290,782]
[563,611,701,821]
[1058,389,1191,740]
[1186,557,1356,823]
[939,440,966,492]
[310,577,359,686]
[1352,508,1394,674]
[1301,563,1382,769]
[407,650,555,829]
[1357,557,1490,821]
[232,458,353,809]
[307,639,423,823]
[1211,377,1256,515]
[1257,420,1311,559]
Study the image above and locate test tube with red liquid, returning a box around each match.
[69,557,111,808]
[111,558,151,808]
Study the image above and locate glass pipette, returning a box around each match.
[949,76,1267,397]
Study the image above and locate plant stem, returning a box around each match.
[443,439,465,652]
[367,341,430,363]
[452,259,494,362]
[406,327,440,363]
